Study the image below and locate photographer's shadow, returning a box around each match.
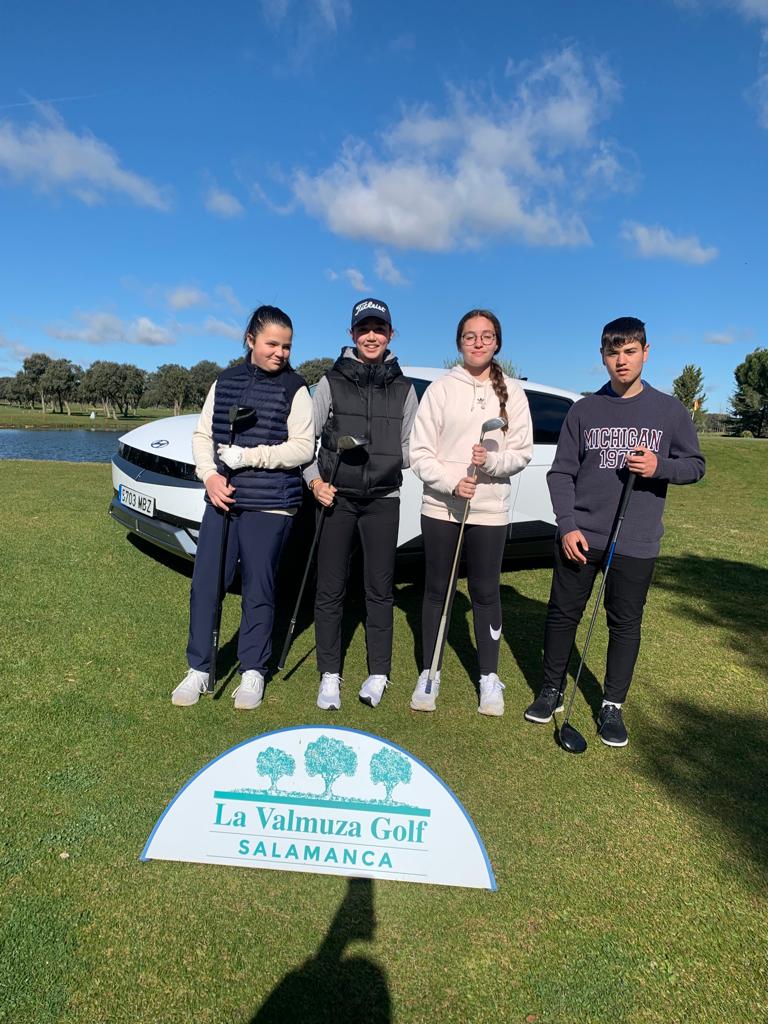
[250,877,390,1024]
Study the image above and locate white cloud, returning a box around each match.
[704,331,736,344]
[258,0,350,68]
[674,2,768,126]
[261,0,350,30]
[47,311,175,347]
[133,317,175,346]
[167,286,208,310]
[0,331,34,363]
[203,317,242,340]
[205,186,245,218]
[343,268,369,291]
[289,47,627,251]
[260,0,291,26]
[752,29,768,127]
[215,284,244,313]
[325,269,339,281]
[620,222,719,264]
[375,250,409,286]
[0,104,169,209]
[675,0,768,18]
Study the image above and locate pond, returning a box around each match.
[0,429,122,463]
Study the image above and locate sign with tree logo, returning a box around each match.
[142,726,496,890]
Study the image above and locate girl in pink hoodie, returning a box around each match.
[409,309,533,715]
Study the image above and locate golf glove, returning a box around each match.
[217,443,247,470]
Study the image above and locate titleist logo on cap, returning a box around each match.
[354,300,387,318]
[351,297,391,327]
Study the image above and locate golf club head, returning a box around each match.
[337,434,369,451]
[556,721,588,755]
[480,416,506,435]
[229,404,257,427]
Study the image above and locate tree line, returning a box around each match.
[2,349,766,435]
[671,349,768,437]
[0,354,335,419]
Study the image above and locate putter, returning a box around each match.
[425,416,507,693]
[207,404,257,693]
[278,434,368,671]
[555,467,638,753]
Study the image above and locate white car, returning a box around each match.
[109,367,580,560]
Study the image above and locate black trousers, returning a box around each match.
[421,516,507,675]
[314,495,400,675]
[542,542,656,704]
[187,505,293,675]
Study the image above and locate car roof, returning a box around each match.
[402,366,582,402]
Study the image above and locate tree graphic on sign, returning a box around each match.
[369,747,412,803]
[304,735,357,799]
[256,747,296,794]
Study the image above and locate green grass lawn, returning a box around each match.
[0,403,184,431]
[1,436,766,1023]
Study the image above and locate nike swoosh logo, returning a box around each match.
[489,624,502,640]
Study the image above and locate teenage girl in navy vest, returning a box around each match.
[171,306,315,709]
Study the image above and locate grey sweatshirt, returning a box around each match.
[547,382,705,558]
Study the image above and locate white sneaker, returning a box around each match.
[171,668,209,707]
[359,674,388,708]
[232,669,265,710]
[317,673,341,711]
[478,673,505,716]
[410,670,440,712]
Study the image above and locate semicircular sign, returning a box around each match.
[142,725,496,890]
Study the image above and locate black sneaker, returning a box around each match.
[524,684,565,724]
[597,704,628,747]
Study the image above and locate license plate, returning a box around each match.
[119,485,155,516]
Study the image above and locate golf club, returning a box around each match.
[555,466,638,753]
[278,434,369,671]
[425,416,507,693]
[207,403,257,692]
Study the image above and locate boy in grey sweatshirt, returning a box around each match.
[524,317,705,746]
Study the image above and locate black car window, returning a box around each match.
[411,378,431,402]
[525,391,573,445]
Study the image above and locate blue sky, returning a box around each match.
[1,0,766,410]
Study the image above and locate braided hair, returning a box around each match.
[455,308,508,431]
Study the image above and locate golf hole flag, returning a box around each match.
[142,726,496,890]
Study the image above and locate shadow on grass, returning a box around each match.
[250,877,390,1024]
[633,700,768,877]
[653,555,768,677]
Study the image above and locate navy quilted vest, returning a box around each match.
[211,358,306,511]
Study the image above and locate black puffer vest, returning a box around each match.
[211,358,306,511]
[317,349,410,497]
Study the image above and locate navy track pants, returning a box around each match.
[186,504,293,675]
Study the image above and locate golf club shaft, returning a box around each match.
[278,449,344,671]
[560,471,637,725]
[207,425,236,691]
[427,429,487,688]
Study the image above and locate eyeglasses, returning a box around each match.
[461,332,496,346]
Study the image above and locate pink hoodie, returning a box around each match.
[409,366,534,526]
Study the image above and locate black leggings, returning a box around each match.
[542,543,656,704]
[314,495,400,675]
[421,516,507,675]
